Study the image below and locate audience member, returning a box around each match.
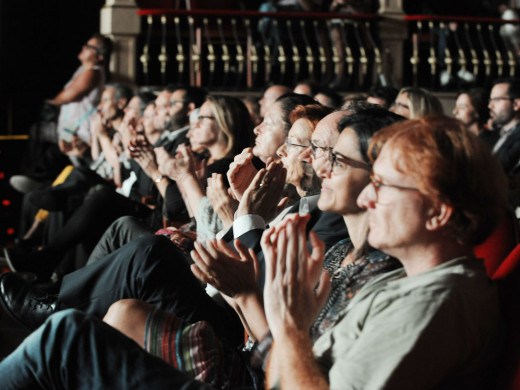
[366,85,399,110]
[390,86,444,118]
[258,84,292,117]
[453,88,489,137]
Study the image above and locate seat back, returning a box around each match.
[474,208,520,277]
[492,244,520,389]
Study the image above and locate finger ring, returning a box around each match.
[207,271,216,279]
[129,146,135,151]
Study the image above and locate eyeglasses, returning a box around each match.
[368,173,419,204]
[285,137,309,150]
[170,99,184,106]
[309,140,332,159]
[83,44,101,54]
[197,115,215,123]
[329,151,370,174]
[488,97,514,103]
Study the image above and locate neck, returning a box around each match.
[343,211,369,252]
[503,117,520,132]
[146,129,164,145]
[207,142,228,163]
[389,238,472,277]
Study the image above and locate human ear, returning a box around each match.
[425,202,453,231]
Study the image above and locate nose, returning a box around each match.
[357,182,376,209]
[276,143,287,159]
[299,146,312,164]
[253,122,263,136]
[313,156,330,180]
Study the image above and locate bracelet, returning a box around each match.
[154,175,165,183]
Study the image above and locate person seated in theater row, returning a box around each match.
[79,92,319,265]
[96,107,403,388]
[390,86,444,119]
[263,116,506,389]
[4,89,231,280]
[0,115,506,389]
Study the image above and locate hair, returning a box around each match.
[91,33,112,61]
[457,88,489,125]
[135,91,157,116]
[368,86,399,110]
[338,107,405,164]
[314,88,344,109]
[492,78,520,99]
[368,116,508,246]
[398,87,444,118]
[289,104,333,128]
[182,86,208,108]
[106,83,134,107]
[275,93,319,134]
[294,79,320,96]
[206,95,254,157]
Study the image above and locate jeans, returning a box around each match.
[0,309,213,390]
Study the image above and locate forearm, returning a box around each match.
[235,291,269,342]
[177,173,205,222]
[267,330,328,390]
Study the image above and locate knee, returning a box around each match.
[103,299,151,329]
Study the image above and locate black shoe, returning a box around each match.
[0,272,57,330]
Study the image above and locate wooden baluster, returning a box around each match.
[489,24,504,77]
[300,20,315,80]
[232,18,246,89]
[365,20,384,85]
[159,15,169,85]
[440,22,453,84]
[217,18,231,87]
[410,21,421,87]
[203,17,216,88]
[287,19,301,86]
[273,19,287,83]
[245,18,258,88]
[313,20,328,82]
[427,21,437,86]
[188,16,201,86]
[464,23,480,80]
[140,15,153,84]
[477,24,492,78]
[174,17,186,82]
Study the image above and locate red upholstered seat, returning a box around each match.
[474,209,519,277]
[492,244,520,389]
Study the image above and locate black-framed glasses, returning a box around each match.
[83,44,101,54]
[285,137,309,150]
[169,99,185,106]
[488,97,514,103]
[329,151,371,174]
[368,173,419,203]
[309,140,332,158]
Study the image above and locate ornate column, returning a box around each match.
[378,0,407,87]
[100,0,140,85]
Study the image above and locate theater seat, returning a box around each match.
[492,244,520,389]
[474,209,520,277]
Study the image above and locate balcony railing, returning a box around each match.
[136,9,382,90]
[404,15,520,90]
[136,9,520,91]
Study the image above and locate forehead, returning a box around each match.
[156,90,171,104]
[396,92,409,102]
[87,37,100,47]
[455,94,472,106]
[199,101,213,113]
[171,89,185,101]
[127,96,141,107]
[102,88,115,98]
[334,128,361,157]
[491,83,509,96]
[373,141,417,186]
[312,112,342,146]
[288,118,313,140]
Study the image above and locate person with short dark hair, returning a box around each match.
[367,85,399,110]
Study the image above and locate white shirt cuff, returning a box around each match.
[233,214,266,239]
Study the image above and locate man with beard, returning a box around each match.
[488,78,520,175]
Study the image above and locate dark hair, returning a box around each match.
[275,93,318,134]
[457,88,489,125]
[135,91,157,116]
[315,87,343,109]
[182,87,208,108]
[91,33,112,61]
[338,107,405,164]
[492,78,520,99]
[368,86,399,109]
[106,83,134,106]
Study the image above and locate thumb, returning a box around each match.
[276,197,290,213]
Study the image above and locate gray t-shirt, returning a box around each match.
[312,256,501,389]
